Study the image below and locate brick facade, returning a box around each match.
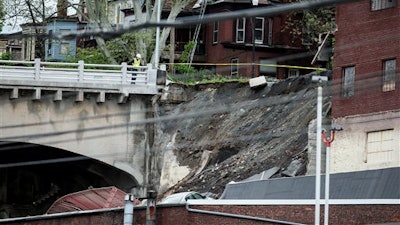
[332,0,400,118]
[203,2,313,79]
[1,204,399,225]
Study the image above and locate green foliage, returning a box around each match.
[0,1,4,31]
[175,41,197,74]
[68,48,108,64]
[105,32,155,64]
[283,1,335,49]
[168,69,249,85]
[1,52,11,60]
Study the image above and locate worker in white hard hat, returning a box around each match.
[132,53,143,84]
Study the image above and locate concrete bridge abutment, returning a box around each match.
[0,86,158,196]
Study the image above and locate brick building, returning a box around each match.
[331,0,400,173]
[201,0,313,79]
[107,0,316,79]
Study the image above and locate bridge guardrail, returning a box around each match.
[0,59,150,85]
[0,59,166,96]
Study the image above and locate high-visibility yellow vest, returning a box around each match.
[133,58,141,67]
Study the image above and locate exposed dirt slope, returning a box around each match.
[154,74,327,198]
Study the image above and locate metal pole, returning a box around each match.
[322,130,335,225]
[155,0,161,68]
[146,190,157,225]
[315,85,322,225]
[324,144,330,225]
[252,16,255,78]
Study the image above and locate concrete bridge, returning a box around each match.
[0,59,166,198]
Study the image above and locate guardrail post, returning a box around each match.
[78,60,84,82]
[147,64,157,86]
[34,58,41,80]
[121,62,128,84]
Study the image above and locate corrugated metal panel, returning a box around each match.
[221,167,400,200]
[46,186,126,214]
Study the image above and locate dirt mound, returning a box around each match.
[154,74,327,197]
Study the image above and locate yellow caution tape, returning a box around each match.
[164,62,327,71]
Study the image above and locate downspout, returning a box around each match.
[186,203,305,225]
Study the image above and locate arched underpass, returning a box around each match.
[0,141,138,219]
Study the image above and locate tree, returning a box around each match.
[3,0,58,58]
[0,1,5,31]
[283,0,335,50]
[70,0,194,66]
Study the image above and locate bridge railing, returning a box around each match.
[0,59,152,85]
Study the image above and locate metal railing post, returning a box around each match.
[147,64,156,86]
[34,58,41,80]
[78,60,84,82]
[121,62,128,84]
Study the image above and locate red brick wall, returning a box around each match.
[1,204,399,225]
[332,0,400,118]
[203,3,308,79]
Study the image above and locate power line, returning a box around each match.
[57,0,362,40]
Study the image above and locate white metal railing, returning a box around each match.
[0,58,157,88]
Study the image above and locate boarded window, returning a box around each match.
[260,59,277,75]
[382,59,396,92]
[366,129,394,163]
[342,66,355,97]
[371,0,397,10]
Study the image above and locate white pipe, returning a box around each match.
[324,146,330,225]
[123,194,134,225]
[315,85,322,225]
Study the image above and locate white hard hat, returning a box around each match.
[136,54,141,59]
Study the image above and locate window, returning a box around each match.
[59,29,71,35]
[371,0,396,11]
[231,58,238,76]
[254,17,264,44]
[48,30,53,56]
[60,42,70,55]
[382,59,396,92]
[213,21,219,44]
[236,18,246,43]
[342,66,355,97]
[366,129,394,163]
[288,69,299,78]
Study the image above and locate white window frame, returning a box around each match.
[371,0,397,11]
[236,18,246,43]
[382,58,396,92]
[254,17,264,44]
[231,58,239,76]
[366,129,394,163]
[213,21,219,44]
[342,66,355,97]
